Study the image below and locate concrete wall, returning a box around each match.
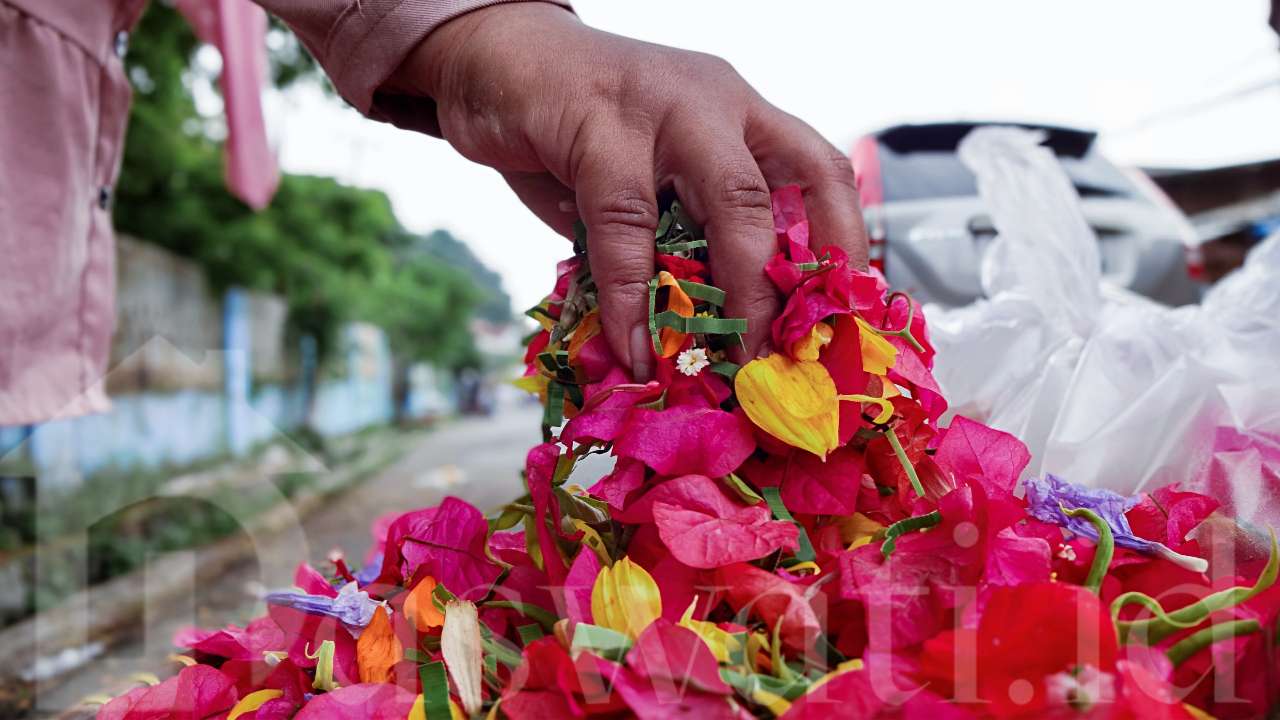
[2,239,453,481]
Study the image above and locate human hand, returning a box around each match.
[391,3,867,380]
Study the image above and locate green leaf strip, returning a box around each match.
[543,381,565,428]
[648,277,663,355]
[486,600,558,631]
[418,661,452,719]
[710,361,740,380]
[516,623,544,646]
[479,623,525,668]
[652,310,748,335]
[761,486,816,563]
[571,623,632,662]
[881,511,943,558]
[675,279,727,306]
[655,239,708,253]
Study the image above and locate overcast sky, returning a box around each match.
[263,0,1280,312]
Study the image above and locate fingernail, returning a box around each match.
[629,325,654,383]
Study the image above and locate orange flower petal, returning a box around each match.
[356,608,403,684]
[404,576,445,631]
[657,271,695,358]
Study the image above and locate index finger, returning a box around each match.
[749,110,869,270]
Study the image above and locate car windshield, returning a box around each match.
[875,125,1138,202]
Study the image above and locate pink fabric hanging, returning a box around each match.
[177,0,279,210]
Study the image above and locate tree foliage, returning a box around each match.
[113,3,502,370]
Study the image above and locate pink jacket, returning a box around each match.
[0,0,566,425]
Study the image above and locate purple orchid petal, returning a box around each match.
[354,556,382,586]
[1024,475,1208,572]
[265,581,380,632]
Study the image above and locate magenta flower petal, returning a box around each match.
[375,497,501,599]
[653,500,798,569]
[743,447,864,515]
[934,416,1031,494]
[97,665,238,720]
[614,407,755,478]
[627,619,731,695]
[293,683,418,719]
[562,548,601,625]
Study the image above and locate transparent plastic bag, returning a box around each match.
[926,127,1280,527]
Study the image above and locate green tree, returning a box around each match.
[113,3,503,374]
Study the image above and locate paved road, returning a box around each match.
[34,406,542,717]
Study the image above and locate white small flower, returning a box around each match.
[676,347,710,376]
[1057,544,1077,561]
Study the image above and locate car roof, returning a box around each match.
[874,122,1098,158]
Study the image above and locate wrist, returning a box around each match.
[386,2,580,102]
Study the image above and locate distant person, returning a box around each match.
[0,0,867,425]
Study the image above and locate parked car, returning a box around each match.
[850,122,1201,307]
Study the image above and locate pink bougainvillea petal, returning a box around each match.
[562,546,601,625]
[934,416,1031,494]
[97,665,238,720]
[526,442,569,585]
[613,407,755,478]
[588,457,646,512]
[742,447,863,516]
[292,683,418,720]
[627,619,731,695]
[390,497,502,599]
[716,563,821,654]
[653,500,797,569]
[293,562,338,598]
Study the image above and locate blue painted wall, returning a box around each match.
[6,290,445,480]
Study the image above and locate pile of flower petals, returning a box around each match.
[100,189,1279,720]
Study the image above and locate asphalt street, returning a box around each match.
[35,405,544,717]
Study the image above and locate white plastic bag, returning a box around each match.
[926,127,1280,528]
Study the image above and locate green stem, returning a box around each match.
[869,293,926,353]
[1120,530,1277,645]
[1061,505,1114,594]
[885,427,925,498]
[1110,591,1202,644]
[1166,619,1261,667]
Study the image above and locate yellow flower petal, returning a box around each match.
[753,687,792,717]
[678,598,741,664]
[591,557,662,639]
[228,689,283,720]
[838,512,887,550]
[567,309,601,363]
[408,696,466,720]
[791,322,834,362]
[855,317,898,376]
[806,658,865,697]
[510,374,548,396]
[735,353,840,457]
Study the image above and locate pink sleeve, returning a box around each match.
[255,0,573,133]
